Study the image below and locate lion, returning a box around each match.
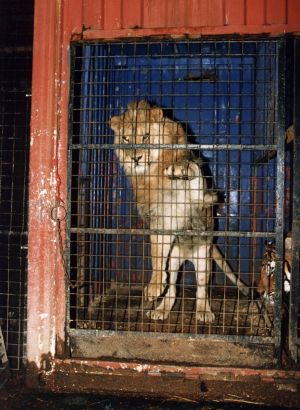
[110,101,248,321]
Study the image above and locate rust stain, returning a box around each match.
[52,358,300,381]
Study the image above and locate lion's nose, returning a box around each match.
[132,155,142,164]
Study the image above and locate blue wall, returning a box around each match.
[71,40,279,289]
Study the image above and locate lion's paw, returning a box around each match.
[144,283,165,301]
[164,161,198,180]
[146,309,170,321]
[203,191,218,206]
[196,311,215,323]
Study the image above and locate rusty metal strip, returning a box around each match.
[53,358,300,382]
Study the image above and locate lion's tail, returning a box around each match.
[212,245,249,297]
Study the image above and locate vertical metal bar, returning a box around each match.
[290,38,300,364]
[273,39,285,363]
[66,43,76,337]
[77,45,91,310]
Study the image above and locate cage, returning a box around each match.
[67,38,293,364]
[0,49,31,371]
[0,0,33,372]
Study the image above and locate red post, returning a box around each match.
[27,0,66,382]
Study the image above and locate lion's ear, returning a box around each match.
[127,100,151,120]
[127,101,138,111]
[150,107,163,122]
[137,100,151,110]
[126,101,138,120]
[110,115,121,132]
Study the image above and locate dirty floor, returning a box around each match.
[1,379,300,410]
[1,391,299,410]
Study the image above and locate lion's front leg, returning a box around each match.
[203,191,218,207]
[165,161,218,207]
[144,234,174,301]
[164,160,200,180]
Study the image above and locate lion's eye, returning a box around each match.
[122,136,130,143]
[143,133,150,142]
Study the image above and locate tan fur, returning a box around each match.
[257,237,292,303]
[111,101,248,321]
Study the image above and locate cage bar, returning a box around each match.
[291,38,300,364]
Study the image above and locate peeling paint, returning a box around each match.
[225,12,229,25]
[135,364,151,373]
[50,315,56,357]
[39,189,48,197]
[50,168,57,189]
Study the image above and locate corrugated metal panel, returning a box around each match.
[246,0,265,25]
[71,0,300,33]
[225,0,245,25]
[288,0,300,24]
[83,0,103,30]
[143,0,168,28]
[189,0,224,27]
[266,0,286,24]
[64,0,83,35]
[202,0,225,26]
[165,0,186,27]
[103,0,122,30]
[122,0,143,28]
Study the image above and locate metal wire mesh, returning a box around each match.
[294,38,300,364]
[0,0,33,371]
[68,39,288,341]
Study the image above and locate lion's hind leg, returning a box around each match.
[144,234,174,301]
[193,244,215,323]
[147,243,181,321]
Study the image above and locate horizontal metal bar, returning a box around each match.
[0,230,28,236]
[69,328,275,345]
[71,143,277,151]
[70,227,275,238]
[0,46,32,53]
[75,52,279,59]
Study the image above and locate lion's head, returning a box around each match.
[110,101,186,175]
